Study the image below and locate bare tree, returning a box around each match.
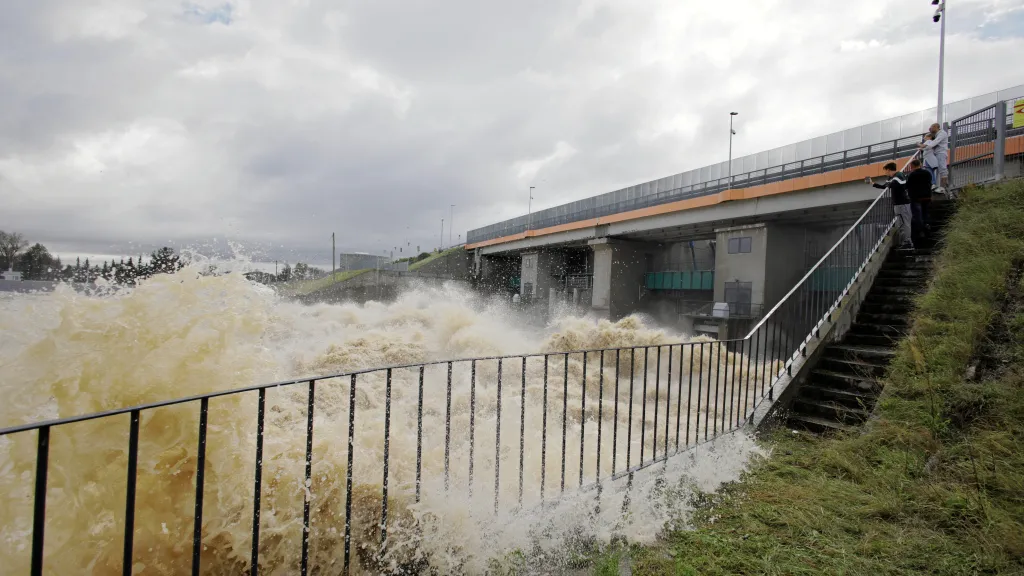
[0,231,29,271]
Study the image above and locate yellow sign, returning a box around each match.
[1015,98,1024,129]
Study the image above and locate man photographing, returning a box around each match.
[865,161,913,251]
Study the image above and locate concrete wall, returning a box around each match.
[763,224,810,311]
[652,239,715,271]
[478,254,520,294]
[713,223,768,307]
[590,239,653,320]
[519,250,566,299]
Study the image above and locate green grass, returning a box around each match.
[408,246,463,271]
[594,180,1024,575]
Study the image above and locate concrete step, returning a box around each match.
[786,414,857,434]
[828,344,897,362]
[880,260,934,272]
[817,356,887,378]
[860,293,916,306]
[869,284,926,297]
[846,322,908,338]
[808,369,881,393]
[876,267,930,278]
[859,301,915,315]
[873,273,930,286]
[799,383,879,409]
[856,312,911,327]
[886,253,937,264]
[843,332,901,348]
[792,398,872,425]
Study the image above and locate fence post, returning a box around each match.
[994,100,1007,181]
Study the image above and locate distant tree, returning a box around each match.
[244,271,277,285]
[278,263,292,282]
[0,231,29,271]
[17,244,54,280]
[149,247,184,275]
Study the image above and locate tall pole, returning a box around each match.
[449,204,455,246]
[440,218,444,251]
[528,186,535,230]
[936,0,947,125]
[332,232,336,280]
[728,112,738,183]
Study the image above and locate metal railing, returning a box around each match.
[1,343,783,575]
[565,274,593,290]
[1,154,918,575]
[949,100,1013,189]
[468,133,925,244]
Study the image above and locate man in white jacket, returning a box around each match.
[919,123,948,193]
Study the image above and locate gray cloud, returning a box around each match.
[0,0,1021,261]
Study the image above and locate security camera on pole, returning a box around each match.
[728,112,739,185]
[527,186,535,231]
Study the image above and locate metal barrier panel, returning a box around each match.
[949,101,1008,189]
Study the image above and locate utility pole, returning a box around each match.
[728,112,739,183]
[528,186,535,230]
[933,0,947,125]
[440,218,444,251]
[449,204,455,246]
[332,232,336,280]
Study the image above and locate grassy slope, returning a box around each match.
[613,181,1024,575]
[278,268,370,297]
[279,248,463,297]
[408,246,463,271]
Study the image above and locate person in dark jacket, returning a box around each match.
[906,158,932,244]
[866,161,913,250]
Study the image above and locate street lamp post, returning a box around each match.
[728,112,739,184]
[449,204,455,247]
[528,186,535,230]
[440,218,444,251]
[933,0,946,125]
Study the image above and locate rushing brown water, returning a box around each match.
[0,267,768,574]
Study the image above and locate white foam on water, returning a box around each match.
[0,265,771,574]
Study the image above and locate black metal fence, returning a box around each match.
[0,161,910,574]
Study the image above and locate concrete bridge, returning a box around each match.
[466,84,1024,337]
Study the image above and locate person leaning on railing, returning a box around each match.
[866,161,914,251]
[918,122,949,193]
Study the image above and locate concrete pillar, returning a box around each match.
[588,238,652,320]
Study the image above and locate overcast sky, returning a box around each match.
[0,0,1022,265]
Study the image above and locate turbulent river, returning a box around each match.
[0,266,768,575]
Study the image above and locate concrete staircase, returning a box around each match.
[786,200,956,433]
